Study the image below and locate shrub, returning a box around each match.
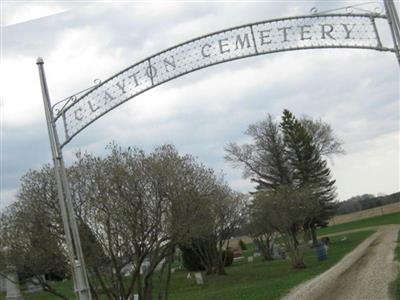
[180,246,205,271]
[238,239,247,251]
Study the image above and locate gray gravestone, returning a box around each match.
[5,266,23,300]
[272,244,286,260]
[26,277,43,294]
[140,260,150,275]
[0,274,6,293]
[194,272,203,285]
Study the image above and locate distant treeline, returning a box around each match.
[336,192,400,215]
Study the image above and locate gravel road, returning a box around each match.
[282,225,400,300]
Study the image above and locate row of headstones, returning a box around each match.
[234,243,287,262]
[121,258,171,277]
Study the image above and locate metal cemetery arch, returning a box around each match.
[55,12,399,147]
[37,2,400,299]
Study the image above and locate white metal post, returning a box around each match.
[36,57,92,300]
[384,0,400,65]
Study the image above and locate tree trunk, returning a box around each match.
[310,226,318,246]
[288,247,306,269]
[143,276,153,300]
[254,237,273,261]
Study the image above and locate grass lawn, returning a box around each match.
[391,229,400,300]
[0,230,374,300]
[318,211,400,236]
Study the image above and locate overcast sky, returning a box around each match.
[1,1,399,209]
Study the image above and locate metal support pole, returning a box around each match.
[36,57,92,300]
[384,0,400,65]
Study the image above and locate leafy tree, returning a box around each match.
[0,167,69,299]
[245,202,275,261]
[184,185,246,275]
[2,143,244,299]
[299,117,344,157]
[252,185,317,268]
[225,110,342,266]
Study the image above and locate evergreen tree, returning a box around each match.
[280,109,337,244]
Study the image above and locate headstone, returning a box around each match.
[253,252,261,257]
[132,294,139,300]
[233,256,244,262]
[0,274,6,293]
[140,260,150,275]
[26,277,43,294]
[155,258,165,272]
[186,273,191,279]
[171,268,176,273]
[247,256,254,263]
[122,263,134,276]
[272,244,286,260]
[25,276,44,294]
[194,272,203,285]
[321,237,330,246]
[5,266,23,300]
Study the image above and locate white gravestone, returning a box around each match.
[247,256,254,263]
[194,272,204,285]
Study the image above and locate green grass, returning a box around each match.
[318,212,400,236]
[168,230,374,300]
[0,230,376,300]
[391,229,400,300]
[0,280,75,300]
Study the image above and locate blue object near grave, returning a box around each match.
[316,244,327,261]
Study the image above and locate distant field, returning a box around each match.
[228,205,400,248]
[319,211,400,236]
[329,202,400,225]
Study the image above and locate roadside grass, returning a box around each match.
[0,230,374,300]
[390,229,400,300]
[318,211,400,236]
[168,230,374,300]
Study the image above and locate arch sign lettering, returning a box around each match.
[50,7,399,147]
[36,2,400,299]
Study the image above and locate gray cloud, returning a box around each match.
[1,1,399,210]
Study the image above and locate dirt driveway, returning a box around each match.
[282,225,400,300]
